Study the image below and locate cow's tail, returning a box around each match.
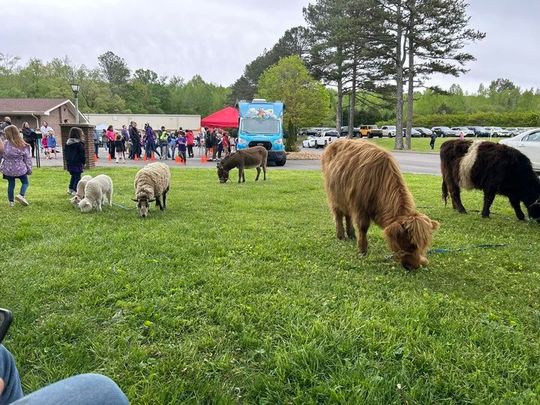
[442,179,448,206]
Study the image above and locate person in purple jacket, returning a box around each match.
[0,125,32,207]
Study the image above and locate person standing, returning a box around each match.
[64,127,86,194]
[129,121,141,159]
[204,127,213,160]
[21,122,37,158]
[176,130,187,164]
[429,131,437,150]
[93,129,100,158]
[211,130,219,161]
[169,131,178,160]
[115,133,126,163]
[186,129,195,158]
[47,130,57,159]
[144,124,159,159]
[106,125,116,160]
[39,121,50,140]
[222,132,231,157]
[158,126,169,159]
[41,133,49,158]
[0,125,32,207]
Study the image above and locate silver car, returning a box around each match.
[500,128,540,172]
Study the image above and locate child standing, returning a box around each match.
[115,133,125,163]
[64,127,86,194]
[41,133,49,158]
[176,131,187,164]
[47,130,57,159]
[0,125,32,207]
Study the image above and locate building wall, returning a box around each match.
[85,114,201,131]
[7,106,76,137]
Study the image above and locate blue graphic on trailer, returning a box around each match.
[237,99,286,166]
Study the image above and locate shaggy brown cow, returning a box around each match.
[440,139,540,221]
[322,140,439,270]
[217,146,268,183]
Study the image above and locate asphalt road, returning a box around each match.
[37,147,442,175]
[283,148,441,175]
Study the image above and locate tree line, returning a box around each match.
[0,52,230,117]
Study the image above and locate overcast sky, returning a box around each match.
[4,0,539,93]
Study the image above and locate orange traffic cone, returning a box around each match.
[143,154,147,161]
[94,154,99,162]
[175,155,181,163]
[134,155,139,161]
[107,154,112,161]
[200,155,208,163]
[151,152,156,161]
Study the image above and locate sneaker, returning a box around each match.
[8,201,14,207]
[67,189,75,195]
[15,194,29,206]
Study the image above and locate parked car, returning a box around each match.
[431,126,457,137]
[359,125,382,138]
[499,128,540,172]
[451,127,475,137]
[316,129,340,148]
[467,126,490,137]
[484,126,510,137]
[504,127,523,137]
[302,135,318,148]
[340,126,360,137]
[403,128,422,137]
[414,127,432,137]
[381,125,396,137]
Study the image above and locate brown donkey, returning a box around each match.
[322,140,439,270]
[217,146,268,183]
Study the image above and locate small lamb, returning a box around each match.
[70,175,93,206]
[133,162,171,217]
[78,174,113,213]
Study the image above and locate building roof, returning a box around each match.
[0,98,70,114]
[0,98,88,123]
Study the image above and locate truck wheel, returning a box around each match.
[275,159,286,167]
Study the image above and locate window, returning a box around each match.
[241,117,280,135]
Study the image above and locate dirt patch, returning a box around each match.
[286,151,322,160]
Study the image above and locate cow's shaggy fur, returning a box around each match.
[322,140,439,270]
[441,139,540,221]
[133,162,171,217]
[78,175,113,213]
[217,146,268,183]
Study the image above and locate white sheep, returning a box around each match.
[78,174,113,213]
[70,175,93,206]
[133,162,171,217]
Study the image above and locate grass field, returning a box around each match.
[300,136,504,153]
[1,167,539,403]
[367,137,504,153]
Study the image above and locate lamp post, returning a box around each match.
[71,83,80,124]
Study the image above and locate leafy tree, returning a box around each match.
[229,27,308,104]
[97,51,130,95]
[257,56,330,150]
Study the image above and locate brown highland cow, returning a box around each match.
[322,140,439,270]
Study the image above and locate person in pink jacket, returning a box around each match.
[0,125,32,207]
[106,125,116,160]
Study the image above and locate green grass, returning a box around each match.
[1,167,539,403]
[366,137,504,153]
[300,136,504,153]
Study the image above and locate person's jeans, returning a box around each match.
[0,345,128,405]
[94,142,99,157]
[68,172,82,192]
[0,345,24,404]
[6,176,29,202]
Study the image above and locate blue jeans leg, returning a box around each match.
[19,176,29,197]
[11,373,128,405]
[0,345,24,404]
[6,178,16,202]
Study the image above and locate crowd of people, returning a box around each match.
[95,122,236,163]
